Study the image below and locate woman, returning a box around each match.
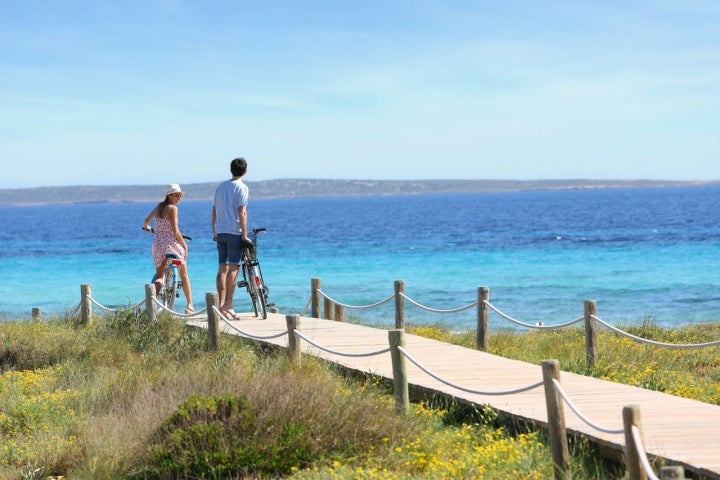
[142,183,194,313]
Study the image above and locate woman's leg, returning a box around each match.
[154,261,165,295]
[179,263,193,310]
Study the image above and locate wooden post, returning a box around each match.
[388,329,409,414]
[623,405,647,480]
[584,300,597,369]
[542,360,570,480]
[324,297,333,320]
[311,277,321,318]
[206,292,220,351]
[477,287,489,351]
[31,308,41,320]
[145,283,158,322]
[334,304,344,322]
[80,283,92,324]
[286,314,301,365]
[660,466,685,479]
[394,280,405,329]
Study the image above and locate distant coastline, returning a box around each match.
[0,178,717,206]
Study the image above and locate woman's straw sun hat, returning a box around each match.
[165,184,183,196]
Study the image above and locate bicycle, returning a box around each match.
[145,228,191,312]
[238,227,271,319]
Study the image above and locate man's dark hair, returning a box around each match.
[231,157,247,177]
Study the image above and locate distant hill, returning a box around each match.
[0,178,716,206]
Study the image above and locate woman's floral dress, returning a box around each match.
[152,217,186,267]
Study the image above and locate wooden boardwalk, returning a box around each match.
[189,312,720,479]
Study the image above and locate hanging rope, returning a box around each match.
[397,346,543,395]
[591,314,720,349]
[316,289,394,310]
[400,292,478,313]
[484,300,584,330]
[630,425,661,480]
[294,330,391,357]
[552,379,624,434]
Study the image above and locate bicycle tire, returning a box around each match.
[163,267,177,311]
[252,289,267,319]
[248,267,267,319]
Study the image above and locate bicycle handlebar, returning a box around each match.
[144,227,192,241]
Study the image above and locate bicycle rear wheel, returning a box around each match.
[252,289,267,319]
[163,267,177,311]
[248,266,267,319]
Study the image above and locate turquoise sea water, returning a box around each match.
[1,185,719,329]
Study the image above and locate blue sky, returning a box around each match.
[2,1,719,188]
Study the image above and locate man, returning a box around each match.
[212,157,251,319]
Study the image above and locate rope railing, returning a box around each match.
[299,296,312,316]
[591,314,720,349]
[631,425,661,480]
[294,330,391,357]
[484,300,584,330]
[86,295,144,313]
[552,379,624,435]
[400,292,478,314]
[313,280,720,358]
[316,288,394,310]
[86,294,125,313]
[397,345,544,396]
[212,306,288,341]
[152,296,207,319]
[78,279,720,359]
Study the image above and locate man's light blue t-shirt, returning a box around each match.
[213,178,249,235]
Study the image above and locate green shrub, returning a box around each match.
[135,393,313,478]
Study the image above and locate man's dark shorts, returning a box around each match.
[216,233,256,264]
[216,233,243,265]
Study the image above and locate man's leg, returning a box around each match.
[222,264,240,312]
[217,264,228,307]
[216,234,230,307]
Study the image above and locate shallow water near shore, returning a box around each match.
[1,185,719,329]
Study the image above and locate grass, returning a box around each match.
[0,311,716,479]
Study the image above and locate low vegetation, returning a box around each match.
[0,310,716,479]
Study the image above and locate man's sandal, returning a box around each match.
[220,309,241,320]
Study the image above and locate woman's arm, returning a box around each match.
[142,205,158,231]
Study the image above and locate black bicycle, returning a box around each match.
[238,228,270,319]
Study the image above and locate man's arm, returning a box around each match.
[211,205,217,240]
[239,205,249,242]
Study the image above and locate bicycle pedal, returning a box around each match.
[237,281,248,288]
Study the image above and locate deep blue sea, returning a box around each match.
[1,185,719,329]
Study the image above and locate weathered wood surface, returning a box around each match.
[189,312,720,479]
